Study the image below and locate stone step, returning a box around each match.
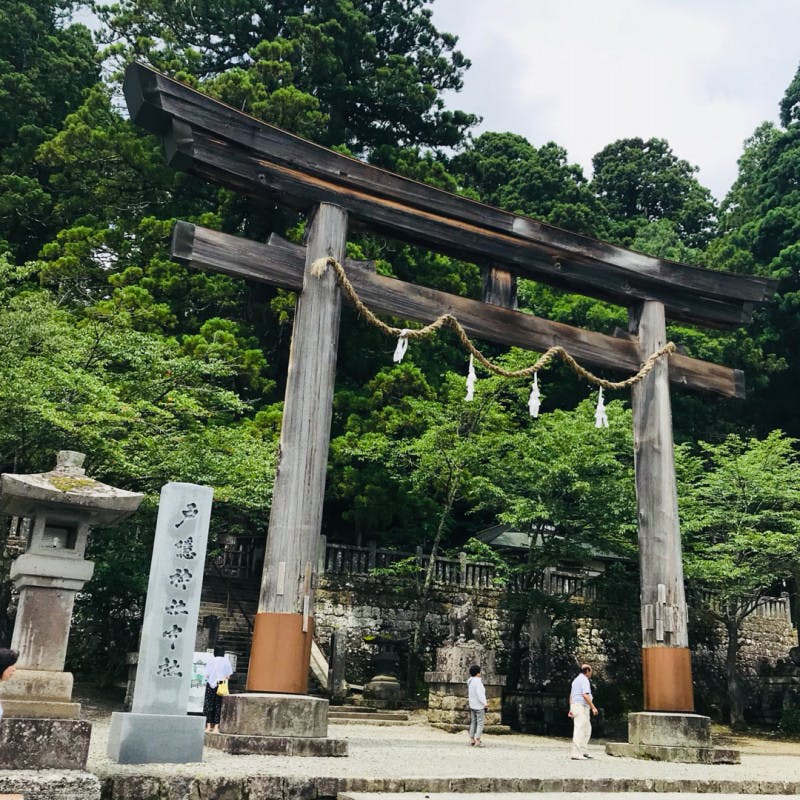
[328,710,409,721]
[328,717,416,726]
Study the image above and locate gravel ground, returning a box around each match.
[86,710,800,786]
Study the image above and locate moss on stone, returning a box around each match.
[48,475,97,492]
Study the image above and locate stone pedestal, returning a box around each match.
[107,713,206,764]
[605,711,740,763]
[0,669,79,719]
[424,640,510,734]
[0,718,91,770]
[204,693,348,757]
[363,674,404,709]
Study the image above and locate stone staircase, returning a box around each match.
[198,574,258,688]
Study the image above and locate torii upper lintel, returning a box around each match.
[123,62,776,330]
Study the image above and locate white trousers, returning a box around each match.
[570,702,591,758]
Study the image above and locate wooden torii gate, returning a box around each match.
[124,64,775,721]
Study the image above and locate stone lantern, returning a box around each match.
[0,450,143,769]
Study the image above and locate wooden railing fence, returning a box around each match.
[208,537,792,619]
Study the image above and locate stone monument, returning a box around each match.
[0,450,144,769]
[362,634,405,709]
[425,637,509,734]
[107,482,213,764]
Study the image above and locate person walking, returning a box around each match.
[203,645,233,733]
[467,663,488,747]
[568,662,598,760]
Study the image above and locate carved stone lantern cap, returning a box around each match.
[0,450,144,525]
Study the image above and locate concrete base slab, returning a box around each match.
[628,711,711,746]
[107,711,205,764]
[205,731,348,756]
[221,692,328,737]
[606,741,741,763]
[0,717,91,769]
[604,710,741,764]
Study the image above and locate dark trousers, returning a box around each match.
[203,683,223,725]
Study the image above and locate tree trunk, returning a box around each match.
[411,478,459,654]
[726,619,744,728]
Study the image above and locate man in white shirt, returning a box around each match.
[568,663,598,760]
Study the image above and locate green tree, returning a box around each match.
[94,0,477,154]
[677,431,800,728]
[591,137,716,249]
[469,391,637,694]
[0,256,279,679]
[450,131,606,236]
[0,0,99,259]
[713,67,800,436]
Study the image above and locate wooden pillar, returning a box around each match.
[481,266,517,309]
[629,300,694,712]
[247,203,348,693]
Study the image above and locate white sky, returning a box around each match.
[430,0,800,201]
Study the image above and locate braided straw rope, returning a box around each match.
[311,256,676,391]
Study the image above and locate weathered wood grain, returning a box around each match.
[482,266,517,310]
[170,222,746,398]
[630,301,689,652]
[164,126,757,329]
[257,204,348,615]
[124,62,776,328]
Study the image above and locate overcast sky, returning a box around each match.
[430,0,800,200]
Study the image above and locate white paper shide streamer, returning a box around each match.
[392,329,410,363]
[528,373,541,418]
[594,387,609,428]
[465,355,476,401]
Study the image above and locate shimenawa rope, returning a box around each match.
[311,256,676,391]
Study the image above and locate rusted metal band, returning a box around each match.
[246,612,314,694]
[642,647,694,712]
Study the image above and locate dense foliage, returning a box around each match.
[2,1,800,721]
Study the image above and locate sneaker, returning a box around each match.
[583,754,593,759]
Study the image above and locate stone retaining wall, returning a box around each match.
[313,574,797,726]
[314,575,509,687]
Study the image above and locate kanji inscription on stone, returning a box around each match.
[130,482,213,716]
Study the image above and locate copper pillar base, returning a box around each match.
[246,612,314,694]
[642,647,694,712]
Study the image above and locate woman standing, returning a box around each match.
[203,646,233,733]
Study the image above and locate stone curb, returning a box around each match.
[98,773,800,799]
[0,770,101,800]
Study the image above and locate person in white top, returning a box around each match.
[203,645,234,733]
[467,663,489,746]
[568,663,598,759]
